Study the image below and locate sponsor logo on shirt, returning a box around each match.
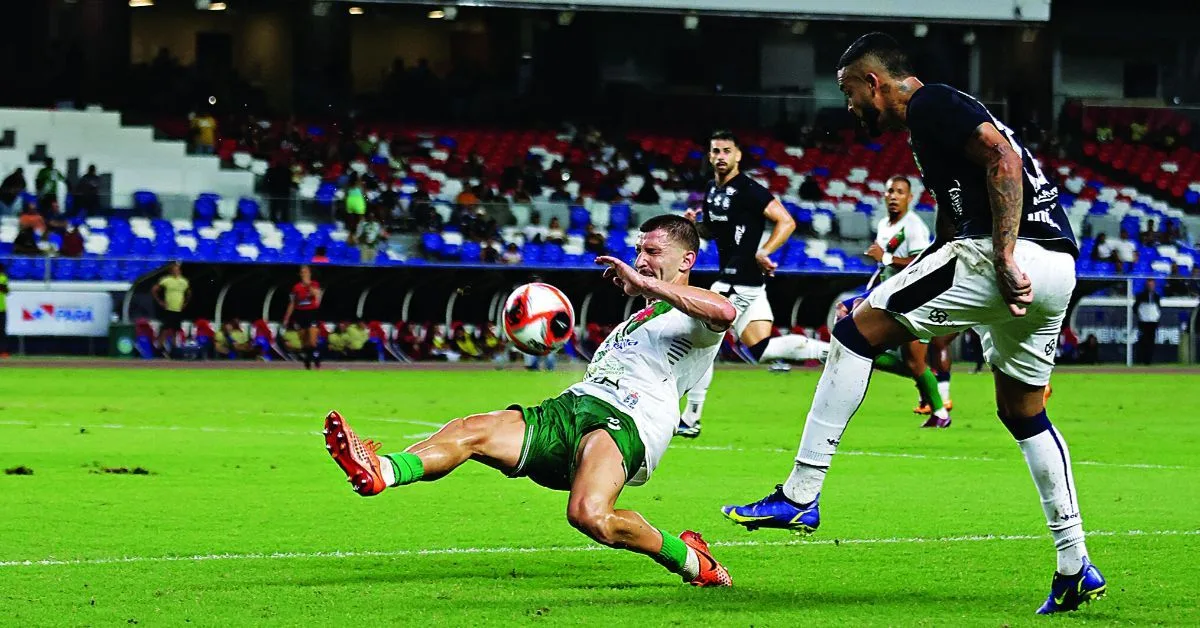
[1026,209,1057,227]
[620,392,640,409]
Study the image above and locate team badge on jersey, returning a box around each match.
[621,391,640,409]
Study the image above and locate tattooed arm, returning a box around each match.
[964,122,1033,316]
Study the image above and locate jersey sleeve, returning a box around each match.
[908,85,992,154]
[906,215,933,254]
[746,180,775,214]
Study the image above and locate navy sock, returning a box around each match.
[998,409,1052,440]
[832,316,881,360]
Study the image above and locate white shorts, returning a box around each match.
[866,238,1075,386]
[709,281,774,336]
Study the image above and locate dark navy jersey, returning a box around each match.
[906,84,1078,256]
[702,172,776,286]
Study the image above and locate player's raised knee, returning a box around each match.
[566,501,623,546]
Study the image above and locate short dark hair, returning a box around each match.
[640,214,700,253]
[837,32,913,78]
[709,130,739,148]
[886,175,912,190]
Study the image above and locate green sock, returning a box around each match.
[652,530,690,575]
[382,452,424,486]
[917,368,945,409]
[873,352,911,378]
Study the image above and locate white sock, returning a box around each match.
[680,546,700,581]
[782,338,873,504]
[378,455,397,486]
[1017,426,1088,574]
[682,363,714,427]
[761,335,831,362]
[937,380,951,403]
[933,406,949,420]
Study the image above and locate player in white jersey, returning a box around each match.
[863,175,952,427]
[321,215,736,587]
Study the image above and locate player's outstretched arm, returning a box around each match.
[964,122,1033,316]
[595,256,735,331]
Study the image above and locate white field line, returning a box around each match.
[0,419,1187,471]
[677,444,1189,471]
[1,529,1195,569]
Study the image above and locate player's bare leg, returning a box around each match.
[568,430,730,586]
[992,369,1104,612]
[323,409,525,495]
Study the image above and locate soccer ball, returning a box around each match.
[502,283,575,356]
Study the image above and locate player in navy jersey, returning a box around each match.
[722,33,1105,614]
[676,131,829,438]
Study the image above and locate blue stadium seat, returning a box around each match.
[421,233,445,258]
[460,241,482,262]
[543,244,565,265]
[133,191,160,217]
[236,198,261,223]
[52,259,79,281]
[569,206,591,231]
[609,204,631,230]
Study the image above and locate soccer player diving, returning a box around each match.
[323,215,735,587]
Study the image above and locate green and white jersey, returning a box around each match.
[874,210,933,281]
[568,300,723,484]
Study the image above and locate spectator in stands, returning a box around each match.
[548,184,573,203]
[1166,220,1185,246]
[634,179,660,204]
[481,323,505,363]
[265,159,294,223]
[546,216,565,245]
[18,202,45,233]
[455,182,480,211]
[1078,334,1099,364]
[60,224,84,258]
[355,208,387,264]
[35,158,64,207]
[0,168,25,215]
[481,238,502,263]
[1141,219,1161,247]
[594,176,620,203]
[312,245,330,264]
[153,262,191,356]
[523,210,548,244]
[1164,264,1192,297]
[12,227,40,255]
[42,198,68,236]
[1113,228,1139,268]
[216,319,255,359]
[1092,233,1118,264]
[327,322,350,358]
[453,325,483,359]
[1056,327,1079,363]
[344,321,370,359]
[74,165,101,216]
[281,323,303,355]
[397,322,425,360]
[190,111,218,155]
[502,242,522,265]
[344,174,367,244]
[1135,278,1162,365]
[584,223,606,255]
[799,175,823,202]
[512,179,533,203]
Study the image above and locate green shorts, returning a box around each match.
[507,392,646,491]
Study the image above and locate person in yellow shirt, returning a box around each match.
[152,262,191,356]
[344,321,369,358]
[191,112,218,155]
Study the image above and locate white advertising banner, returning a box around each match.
[6,292,113,337]
[482,0,1051,21]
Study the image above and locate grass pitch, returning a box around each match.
[1,365,1198,626]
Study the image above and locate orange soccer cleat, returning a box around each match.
[913,402,933,415]
[323,410,387,496]
[679,530,732,587]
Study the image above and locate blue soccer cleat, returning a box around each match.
[675,420,702,439]
[1036,557,1107,614]
[721,485,820,533]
